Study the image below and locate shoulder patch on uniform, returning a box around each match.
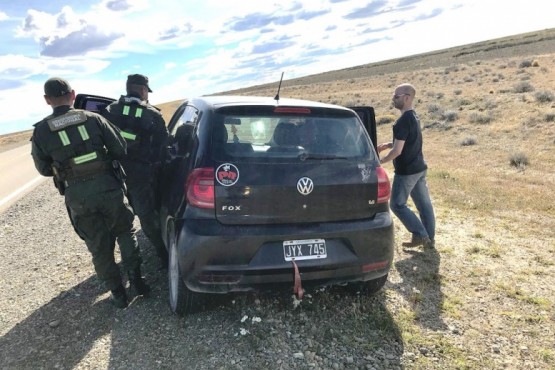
[122,96,143,105]
[47,111,87,131]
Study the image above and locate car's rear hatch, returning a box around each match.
[210,105,384,225]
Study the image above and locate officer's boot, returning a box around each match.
[157,247,169,271]
[128,267,151,298]
[111,284,128,309]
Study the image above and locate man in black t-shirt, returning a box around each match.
[378,83,435,248]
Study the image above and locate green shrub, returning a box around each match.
[442,110,459,122]
[534,90,554,103]
[377,115,396,125]
[509,152,529,169]
[423,121,452,131]
[519,60,533,68]
[427,103,443,115]
[457,98,472,106]
[469,112,492,124]
[460,137,477,146]
[545,113,555,122]
[483,99,498,110]
[513,82,535,93]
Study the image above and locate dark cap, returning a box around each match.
[44,77,72,97]
[127,73,153,92]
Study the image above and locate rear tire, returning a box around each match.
[347,274,388,295]
[168,235,200,315]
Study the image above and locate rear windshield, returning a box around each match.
[211,108,374,162]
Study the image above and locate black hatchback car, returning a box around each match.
[76,94,394,315]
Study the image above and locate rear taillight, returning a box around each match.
[185,168,215,209]
[376,166,391,204]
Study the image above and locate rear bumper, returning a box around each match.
[174,212,394,293]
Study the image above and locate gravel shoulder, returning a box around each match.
[0,183,405,370]
[1,178,553,370]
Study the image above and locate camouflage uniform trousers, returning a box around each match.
[65,188,141,291]
[125,180,167,260]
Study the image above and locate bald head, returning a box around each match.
[392,83,416,112]
[396,83,416,97]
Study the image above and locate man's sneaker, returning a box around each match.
[402,235,431,248]
[424,238,436,249]
[111,285,128,308]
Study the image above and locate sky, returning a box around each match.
[0,0,552,135]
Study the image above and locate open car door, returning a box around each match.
[348,106,377,151]
[74,94,116,113]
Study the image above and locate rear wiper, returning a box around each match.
[298,152,348,160]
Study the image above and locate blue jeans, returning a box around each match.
[390,170,435,241]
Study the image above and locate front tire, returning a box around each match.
[168,234,199,315]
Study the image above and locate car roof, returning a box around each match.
[191,95,353,111]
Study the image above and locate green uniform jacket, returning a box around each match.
[102,94,168,167]
[31,105,127,194]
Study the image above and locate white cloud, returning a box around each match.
[97,0,150,13]
[0,11,9,21]
[0,80,51,129]
[0,54,45,79]
[0,54,110,80]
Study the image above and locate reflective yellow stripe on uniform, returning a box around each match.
[73,152,98,164]
[122,106,130,115]
[135,108,143,118]
[121,131,137,140]
[58,130,70,146]
[77,125,90,140]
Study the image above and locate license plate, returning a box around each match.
[283,239,327,261]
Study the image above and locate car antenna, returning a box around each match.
[274,72,284,102]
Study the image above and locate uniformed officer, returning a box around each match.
[101,74,169,269]
[31,77,150,309]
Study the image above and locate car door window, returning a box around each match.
[171,105,199,136]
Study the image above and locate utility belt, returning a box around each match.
[63,168,112,187]
[53,151,114,193]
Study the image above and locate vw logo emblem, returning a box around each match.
[297,177,314,195]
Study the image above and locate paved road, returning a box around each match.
[0,143,45,213]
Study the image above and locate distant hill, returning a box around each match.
[219,27,555,95]
[157,27,555,114]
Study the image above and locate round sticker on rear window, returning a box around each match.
[216,163,240,186]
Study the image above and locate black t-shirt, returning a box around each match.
[392,110,427,175]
